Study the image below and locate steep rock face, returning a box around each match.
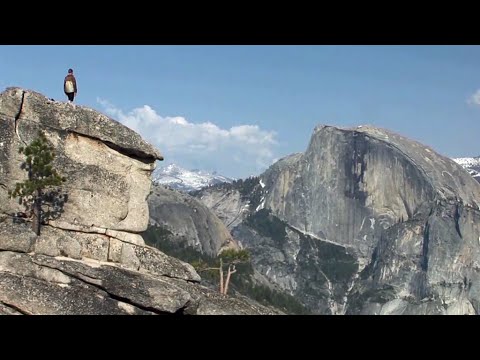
[191,175,273,231]
[0,87,163,239]
[233,210,358,314]
[148,185,237,257]
[346,202,480,315]
[192,188,249,230]
[0,88,273,315]
[195,125,480,314]
[263,126,480,259]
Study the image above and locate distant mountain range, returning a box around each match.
[153,156,480,193]
[453,156,480,182]
[152,163,235,192]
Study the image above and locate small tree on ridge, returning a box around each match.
[193,248,250,295]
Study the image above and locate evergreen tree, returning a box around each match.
[193,248,250,295]
[9,131,66,236]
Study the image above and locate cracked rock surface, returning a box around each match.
[0,88,275,315]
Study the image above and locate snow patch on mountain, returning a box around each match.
[453,156,480,181]
[153,163,234,192]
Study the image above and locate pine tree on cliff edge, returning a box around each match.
[193,248,250,295]
[9,131,66,236]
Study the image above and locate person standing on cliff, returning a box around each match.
[64,68,77,104]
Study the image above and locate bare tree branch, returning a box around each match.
[223,264,237,295]
[219,258,224,295]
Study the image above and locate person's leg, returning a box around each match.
[67,93,74,102]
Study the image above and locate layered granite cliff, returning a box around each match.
[0,87,274,315]
[193,125,480,314]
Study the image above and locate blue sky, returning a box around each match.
[1,45,479,178]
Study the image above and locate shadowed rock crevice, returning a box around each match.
[31,258,187,315]
[454,204,462,239]
[14,90,26,144]
[421,222,430,272]
[64,128,159,164]
[0,300,29,315]
[344,131,369,204]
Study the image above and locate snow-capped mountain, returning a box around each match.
[453,156,480,182]
[153,156,480,193]
[153,163,234,192]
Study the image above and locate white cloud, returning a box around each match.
[97,98,279,178]
[467,89,480,106]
